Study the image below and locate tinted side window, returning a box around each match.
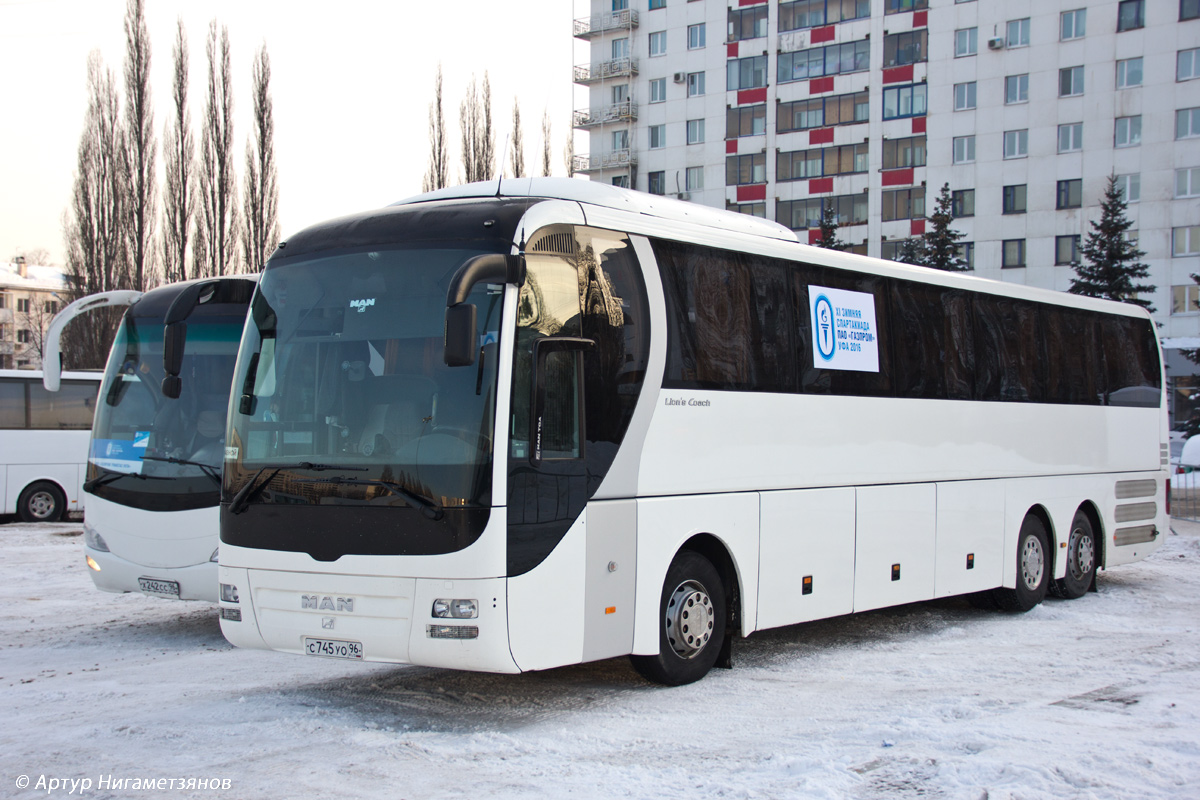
[0,379,26,429]
[794,267,892,397]
[1043,308,1103,405]
[1103,316,1162,407]
[974,296,1046,402]
[28,380,96,430]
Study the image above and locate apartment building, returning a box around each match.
[572,0,1200,421]
[0,258,67,369]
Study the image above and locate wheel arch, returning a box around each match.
[1025,503,1057,582]
[679,533,743,640]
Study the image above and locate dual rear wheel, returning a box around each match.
[993,510,1097,611]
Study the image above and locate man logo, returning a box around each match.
[349,298,375,313]
[301,595,355,612]
[322,617,335,630]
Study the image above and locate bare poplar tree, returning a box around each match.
[540,109,552,177]
[197,20,239,277]
[422,64,449,192]
[459,73,495,183]
[122,0,156,291]
[509,97,525,178]
[241,42,280,273]
[62,51,129,367]
[161,19,193,283]
[563,121,575,178]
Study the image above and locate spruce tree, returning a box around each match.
[922,183,968,271]
[1069,174,1155,310]
[895,236,928,266]
[811,201,845,250]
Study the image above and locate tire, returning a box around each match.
[992,514,1050,612]
[1050,510,1096,600]
[17,481,66,523]
[630,550,727,686]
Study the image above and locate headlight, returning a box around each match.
[83,523,109,552]
[432,598,478,619]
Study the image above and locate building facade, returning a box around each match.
[572,0,1200,422]
[0,258,67,370]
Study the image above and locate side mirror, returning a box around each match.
[161,321,187,399]
[444,304,478,367]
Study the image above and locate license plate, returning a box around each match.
[138,577,181,597]
[304,637,363,660]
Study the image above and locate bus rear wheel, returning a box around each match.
[1051,511,1096,600]
[631,550,727,686]
[992,515,1050,612]
[18,481,66,523]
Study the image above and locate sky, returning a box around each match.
[0,0,583,267]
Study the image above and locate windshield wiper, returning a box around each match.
[83,467,170,493]
[226,467,282,515]
[295,476,444,520]
[140,455,221,485]
[297,462,368,472]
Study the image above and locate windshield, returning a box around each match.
[223,245,503,512]
[88,313,244,505]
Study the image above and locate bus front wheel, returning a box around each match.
[18,481,66,523]
[993,515,1050,612]
[631,550,727,686]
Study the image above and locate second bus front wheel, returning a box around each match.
[630,549,727,686]
[17,481,66,523]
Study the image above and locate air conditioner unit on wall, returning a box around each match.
[673,72,686,83]
[987,37,1005,50]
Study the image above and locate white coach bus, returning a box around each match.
[217,179,1167,685]
[45,278,255,602]
[0,369,101,520]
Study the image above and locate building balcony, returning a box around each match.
[572,150,638,174]
[0,307,12,324]
[574,58,639,85]
[0,341,14,355]
[574,101,638,129]
[574,9,638,39]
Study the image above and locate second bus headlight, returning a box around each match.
[432,599,478,619]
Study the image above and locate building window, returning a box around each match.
[1059,66,1084,97]
[687,119,705,144]
[727,201,766,218]
[1006,18,1031,47]
[648,171,666,195]
[686,166,704,191]
[953,135,975,164]
[957,242,975,269]
[884,0,928,14]
[777,194,869,229]
[1005,74,1029,104]
[648,0,665,8]
[16,329,31,344]
[1056,179,1082,209]
[952,189,975,217]
[1116,58,1143,88]
[882,187,926,221]
[1185,0,1200,21]
[882,136,926,169]
[1056,235,1082,265]
[649,78,666,103]
[1002,239,1027,268]
[612,175,630,189]
[779,91,870,132]
[726,153,766,185]
[1177,167,1200,198]
[778,40,871,83]
[884,30,928,67]
[1173,284,1200,314]
[1178,108,1200,139]
[882,83,927,120]
[1003,129,1028,159]
[1002,184,1027,214]
[687,72,706,96]
[1175,226,1200,256]
[649,31,667,57]
[727,104,767,137]
[688,23,706,50]
[649,125,666,149]
[17,298,31,313]
[612,38,630,60]
[779,0,871,31]
[1180,49,1200,81]
[613,0,628,11]
[727,55,768,90]
[612,130,629,150]
[955,28,978,57]
[612,84,629,104]
[1061,9,1087,40]
[778,143,869,180]
[728,6,768,41]
[1115,116,1142,147]
[1118,0,1145,31]
[1058,123,1083,153]
[1116,173,1140,203]
[954,82,977,111]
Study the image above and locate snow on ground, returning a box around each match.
[1,519,1198,800]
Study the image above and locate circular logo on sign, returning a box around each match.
[814,294,835,361]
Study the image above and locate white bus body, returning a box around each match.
[218,179,1167,684]
[46,279,254,602]
[0,369,101,520]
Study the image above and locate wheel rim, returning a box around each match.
[1069,526,1095,581]
[1020,535,1045,591]
[665,579,714,659]
[27,490,56,520]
